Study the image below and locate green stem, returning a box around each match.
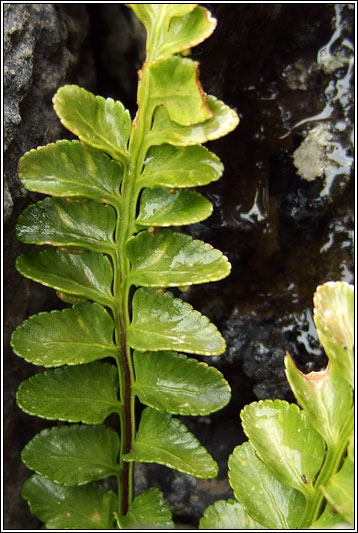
[300,413,354,527]
[113,211,125,516]
[114,58,154,516]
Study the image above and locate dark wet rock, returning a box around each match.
[222,306,327,401]
[87,4,145,114]
[190,3,354,241]
[135,462,233,528]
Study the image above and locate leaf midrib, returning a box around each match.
[39,451,117,473]
[22,175,119,200]
[136,383,202,396]
[29,341,117,351]
[129,439,205,472]
[26,229,114,245]
[31,394,118,406]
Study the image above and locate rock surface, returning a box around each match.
[4,3,354,529]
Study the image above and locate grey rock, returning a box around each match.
[4,180,13,221]
[4,4,94,206]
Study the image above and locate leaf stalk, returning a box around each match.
[300,412,354,527]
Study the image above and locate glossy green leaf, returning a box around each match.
[309,503,351,529]
[136,187,212,227]
[22,424,120,486]
[313,282,354,389]
[133,350,231,415]
[199,499,266,530]
[22,474,117,529]
[158,6,217,59]
[139,144,223,188]
[149,56,211,125]
[228,442,306,529]
[241,400,326,495]
[118,488,174,529]
[11,303,117,367]
[128,287,225,355]
[148,95,239,147]
[17,362,120,423]
[53,85,131,162]
[129,4,196,32]
[127,229,230,287]
[124,407,218,478]
[321,459,354,525]
[16,249,114,307]
[18,140,123,206]
[285,355,353,446]
[128,5,216,60]
[16,198,116,255]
